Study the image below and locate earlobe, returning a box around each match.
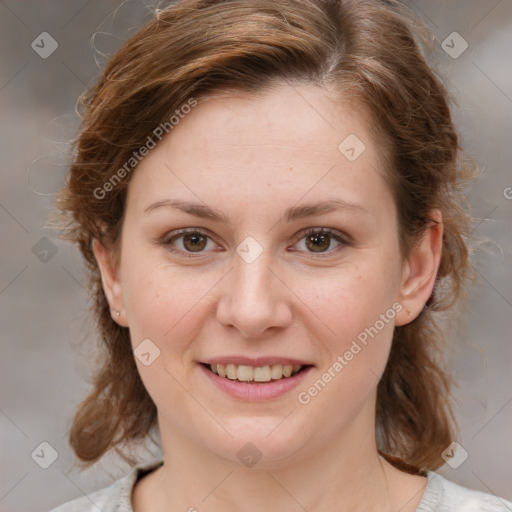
[395,210,443,327]
[92,238,128,327]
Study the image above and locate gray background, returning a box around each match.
[1,1,511,511]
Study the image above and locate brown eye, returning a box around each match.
[181,232,207,252]
[161,229,216,257]
[305,231,331,252]
[294,227,350,257]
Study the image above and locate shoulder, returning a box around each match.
[417,471,512,512]
[47,460,164,512]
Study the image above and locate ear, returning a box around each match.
[395,209,443,327]
[92,238,129,327]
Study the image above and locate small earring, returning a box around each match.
[406,308,413,317]
[112,309,120,317]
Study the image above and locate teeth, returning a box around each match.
[226,363,237,380]
[237,365,253,382]
[271,364,283,379]
[208,363,304,382]
[253,366,271,382]
[254,366,272,382]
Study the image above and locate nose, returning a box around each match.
[216,248,293,339]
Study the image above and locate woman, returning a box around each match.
[49,0,511,510]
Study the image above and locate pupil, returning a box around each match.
[308,233,329,252]
[184,233,206,252]
[182,232,331,253]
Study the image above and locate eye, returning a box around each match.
[292,227,350,257]
[159,227,351,258]
[160,228,219,257]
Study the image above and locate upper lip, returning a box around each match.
[201,356,313,367]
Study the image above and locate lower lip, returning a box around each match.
[198,363,313,401]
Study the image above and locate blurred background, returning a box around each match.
[0,1,511,510]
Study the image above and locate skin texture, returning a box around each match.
[94,83,443,511]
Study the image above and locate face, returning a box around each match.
[96,82,431,468]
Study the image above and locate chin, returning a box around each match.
[198,415,313,470]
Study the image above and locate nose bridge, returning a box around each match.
[233,248,274,301]
[216,244,291,337]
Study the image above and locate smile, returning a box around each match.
[208,363,304,382]
[199,360,314,401]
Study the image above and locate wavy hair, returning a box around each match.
[52,0,476,471]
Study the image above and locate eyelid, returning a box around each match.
[290,226,353,257]
[294,226,352,244]
[159,226,352,258]
[159,227,221,257]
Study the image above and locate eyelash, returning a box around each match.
[159,227,351,259]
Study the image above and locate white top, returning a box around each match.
[48,460,512,511]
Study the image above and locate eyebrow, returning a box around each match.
[143,198,368,223]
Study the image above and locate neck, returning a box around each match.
[147,408,397,512]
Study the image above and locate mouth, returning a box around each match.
[198,359,314,401]
[202,362,310,383]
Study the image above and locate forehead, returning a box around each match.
[173,83,371,157]
[127,83,392,218]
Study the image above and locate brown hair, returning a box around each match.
[53,0,476,472]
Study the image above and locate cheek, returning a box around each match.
[295,260,398,405]
[122,265,172,345]
[120,260,218,424]
[306,261,397,346]
[121,257,221,361]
